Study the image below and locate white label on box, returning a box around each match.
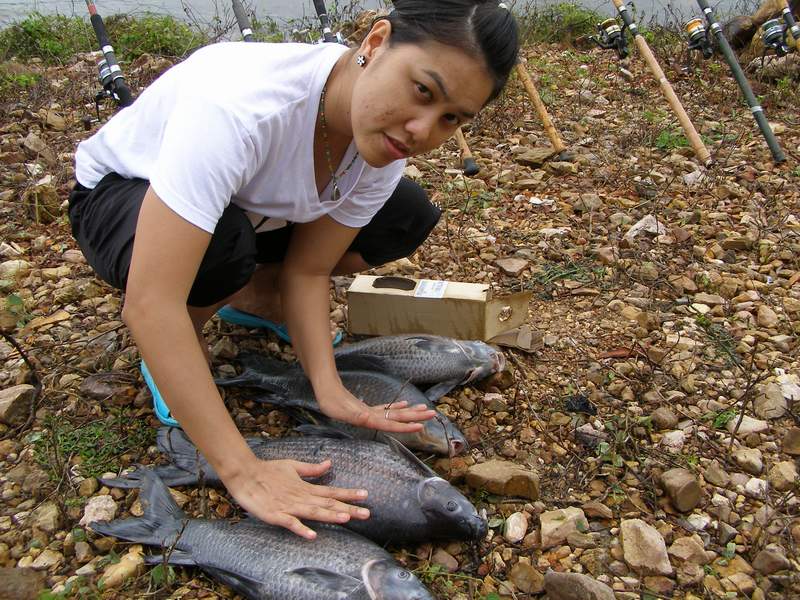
[414,279,448,298]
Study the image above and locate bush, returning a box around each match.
[516,1,605,44]
[0,12,207,64]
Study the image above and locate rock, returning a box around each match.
[465,460,539,500]
[624,215,667,240]
[621,519,673,575]
[581,500,613,520]
[509,562,545,594]
[767,461,797,491]
[540,507,588,549]
[718,522,738,545]
[727,415,768,435]
[756,305,779,328]
[704,460,730,487]
[29,501,61,533]
[651,407,678,430]
[0,259,33,280]
[722,571,756,595]
[0,384,35,425]
[80,495,118,527]
[431,548,459,573]
[62,249,86,263]
[660,430,686,453]
[661,468,702,512]
[78,478,99,497]
[668,535,709,565]
[695,293,725,305]
[79,372,135,401]
[30,549,63,571]
[0,567,46,600]
[573,193,603,212]
[724,15,757,49]
[548,161,578,175]
[752,545,791,574]
[733,447,763,475]
[515,147,557,167]
[495,257,529,277]
[594,246,617,265]
[503,512,529,543]
[543,570,615,600]
[783,428,800,455]
[99,547,144,588]
[74,541,93,563]
[744,477,768,498]
[754,383,787,419]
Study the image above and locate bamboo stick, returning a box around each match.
[611,0,712,165]
[455,127,479,176]
[515,62,566,153]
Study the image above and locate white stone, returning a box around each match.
[660,430,686,453]
[80,495,118,527]
[621,519,673,575]
[744,478,768,499]
[503,512,529,544]
[540,507,588,549]
[727,415,768,435]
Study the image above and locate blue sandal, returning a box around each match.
[216,305,343,346]
[141,360,180,427]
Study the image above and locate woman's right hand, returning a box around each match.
[220,454,370,539]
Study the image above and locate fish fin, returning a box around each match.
[294,424,354,439]
[144,549,196,566]
[287,567,363,598]
[238,352,297,373]
[89,471,186,547]
[333,353,391,373]
[382,434,437,478]
[423,380,460,402]
[100,465,199,489]
[202,565,264,599]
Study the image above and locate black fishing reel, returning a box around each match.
[593,17,628,59]
[684,18,714,59]
[762,18,791,56]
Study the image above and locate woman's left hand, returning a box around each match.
[317,385,436,433]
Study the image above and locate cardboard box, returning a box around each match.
[346,275,532,341]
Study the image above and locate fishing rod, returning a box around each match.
[231,0,255,42]
[686,0,785,163]
[84,0,133,111]
[760,0,800,57]
[514,60,566,156]
[596,0,712,165]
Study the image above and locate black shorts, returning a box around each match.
[68,173,440,307]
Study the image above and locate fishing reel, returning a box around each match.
[593,18,628,59]
[684,18,714,59]
[762,18,791,56]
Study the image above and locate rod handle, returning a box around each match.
[455,128,479,176]
[515,62,566,153]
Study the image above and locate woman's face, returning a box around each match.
[350,24,495,168]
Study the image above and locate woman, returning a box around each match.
[68,0,519,539]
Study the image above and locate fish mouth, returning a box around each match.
[492,351,506,374]
[466,514,488,539]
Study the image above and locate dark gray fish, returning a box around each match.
[100,427,486,544]
[91,471,434,600]
[217,355,467,456]
[334,335,505,401]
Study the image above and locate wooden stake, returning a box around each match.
[515,62,566,153]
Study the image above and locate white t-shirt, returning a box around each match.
[75,42,406,233]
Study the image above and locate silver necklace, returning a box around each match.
[319,84,359,202]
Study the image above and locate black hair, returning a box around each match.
[382,0,519,103]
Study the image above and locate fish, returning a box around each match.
[217,355,467,456]
[90,471,434,600]
[334,335,505,401]
[100,427,487,544]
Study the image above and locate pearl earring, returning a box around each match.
[356,54,367,67]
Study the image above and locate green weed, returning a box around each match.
[32,412,155,478]
[517,2,604,44]
[107,14,205,59]
[713,409,737,429]
[694,314,741,367]
[4,293,32,328]
[655,129,689,150]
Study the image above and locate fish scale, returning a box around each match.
[101,428,486,544]
[92,472,434,600]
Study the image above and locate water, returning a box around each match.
[0,0,761,29]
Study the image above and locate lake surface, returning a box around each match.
[0,0,761,29]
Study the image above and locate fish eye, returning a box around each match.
[398,570,410,580]
[446,501,458,512]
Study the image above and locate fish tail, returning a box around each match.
[89,471,187,548]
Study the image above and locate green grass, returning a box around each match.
[655,128,690,150]
[32,412,155,479]
[0,12,206,63]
